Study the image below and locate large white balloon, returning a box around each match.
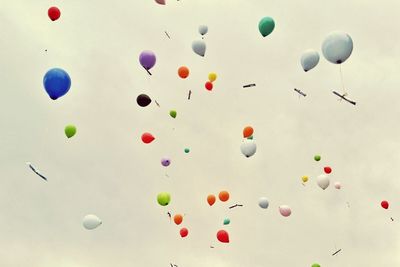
[198,25,208,36]
[83,214,102,230]
[300,49,320,72]
[258,197,269,209]
[279,205,291,217]
[240,140,257,158]
[322,31,353,64]
[317,174,330,190]
[192,40,206,57]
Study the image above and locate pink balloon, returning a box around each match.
[279,205,291,217]
[334,182,341,189]
[155,0,166,4]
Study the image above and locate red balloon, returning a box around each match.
[48,7,61,21]
[216,230,229,243]
[324,166,332,174]
[381,200,389,209]
[205,81,213,91]
[180,228,188,238]
[141,133,155,144]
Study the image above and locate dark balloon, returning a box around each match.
[136,94,152,107]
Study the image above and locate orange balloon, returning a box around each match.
[174,214,183,225]
[207,195,216,206]
[218,191,229,202]
[243,126,254,138]
[178,66,189,79]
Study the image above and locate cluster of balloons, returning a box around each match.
[43,68,71,100]
[240,126,256,158]
[204,72,217,91]
[141,132,155,144]
[192,25,208,56]
[82,214,102,230]
[64,125,76,138]
[173,213,189,238]
[207,190,230,206]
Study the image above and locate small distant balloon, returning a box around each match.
[218,191,229,202]
[48,7,61,21]
[136,94,152,107]
[301,50,320,72]
[192,40,206,57]
[258,17,275,37]
[184,148,190,153]
[141,133,155,144]
[302,176,309,183]
[205,81,213,91]
[161,158,171,167]
[258,197,269,209]
[314,155,321,161]
[155,0,166,5]
[317,174,330,190]
[311,264,321,267]
[139,50,156,72]
[64,125,76,138]
[279,205,291,217]
[216,230,229,243]
[334,182,341,189]
[43,68,71,100]
[324,166,332,174]
[178,66,189,79]
[243,126,254,138]
[180,227,189,238]
[198,25,208,36]
[157,192,171,206]
[208,72,217,82]
[223,218,230,225]
[169,110,177,118]
[240,140,257,158]
[381,200,389,209]
[82,214,102,230]
[174,214,183,225]
[207,194,216,206]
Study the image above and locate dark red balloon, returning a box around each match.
[324,166,332,174]
[180,228,188,238]
[48,7,61,21]
[216,230,229,243]
[141,133,155,144]
[205,81,213,91]
[381,200,389,209]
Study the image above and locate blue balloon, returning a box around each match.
[43,68,71,100]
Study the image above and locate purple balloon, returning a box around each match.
[139,51,156,70]
[161,158,171,167]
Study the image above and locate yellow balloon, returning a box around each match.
[208,72,217,82]
[301,176,309,183]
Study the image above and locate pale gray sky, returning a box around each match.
[1,0,400,266]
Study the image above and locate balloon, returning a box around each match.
[178,66,189,79]
[258,197,269,209]
[311,264,321,267]
[184,148,190,153]
[258,17,275,37]
[205,81,213,91]
[180,227,189,238]
[322,31,353,64]
[141,133,155,144]
[223,218,230,225]
[155,0,166,5]
[198,25,208,36]
[302,176,309,183]
[279,205,291,217]
[157,192,171,206]
[48,7,61,21]
[139,50,156,70]
[43,68,71,100]
[170,110,177,118]
[240,140,257,158]
[64,125,76,138]
[219,191,229,202]
[174,214,183,225]
[192,40,206,57]
[207,195,216,206]
[300,50,320,72]
[324,166,332,174]
[208,72,217,82]
[334,182,341,189]
[381,200,389,209]
[82,214,102,230]
[243,126,254,138]
[317,174,330,190]
[314,155,321,161]
[161,158,171,167]
[216,230,229,243]
[247,136,253,140]
[136,94,152,107]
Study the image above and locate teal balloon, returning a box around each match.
[258,17,275,37]
[184,148,190,153]
[223,218,230,225]
[247,135,253,140]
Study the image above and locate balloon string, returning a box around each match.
[339,65,346,95]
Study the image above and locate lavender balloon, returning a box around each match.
[161,158,171,167]
[139,50,156,75]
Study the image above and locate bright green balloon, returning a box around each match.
[157,192,171,206]
[314,155,321,161]
[169,110,177,118]
[64,125,76,138]
[258,17,275,37]
[311,264,321,267]
[223,218,230,225]
[184,148,190,153]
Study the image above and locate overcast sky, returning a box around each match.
[1,0,400,266]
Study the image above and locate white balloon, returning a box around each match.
[192,40,206,57]
[279,205,291,217]
[83,214,102,230]
[240,140,257,158]
[334,182,341,189]
[300,49,320,72]
[258,197,269,209]
[322,31,353,64]
[317,174,330,190]
[198,25,208,36]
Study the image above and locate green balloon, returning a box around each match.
[169,110,177,118]
[314,155,321,161]
[64,125,77,138]
[311,264,320,267]
[258,17,275,37]
[247,135,253,140]
[157,192,171,206]
[223,218,230,225]
[184,148,190,153]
